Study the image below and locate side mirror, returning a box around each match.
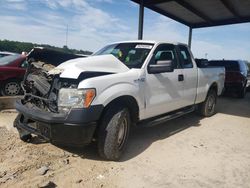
[148,60,174,74]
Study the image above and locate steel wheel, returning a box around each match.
[4,81,20,96]
[117,117,128,150]
[207,94,216,114]
[198,89,217,117]
[98,106,131,161]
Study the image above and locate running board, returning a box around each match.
[140,106,196,127]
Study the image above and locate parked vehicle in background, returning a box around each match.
[0,47,84,96]
[245,62,250,89]
[0,51,17,58]
[14,41,225,160]
[0,54,27,96]
[195,58,208,67]
[208,60,249,98]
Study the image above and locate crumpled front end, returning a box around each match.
[21,60,77,113]
[14,51,104,146]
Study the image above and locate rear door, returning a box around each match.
[177,45,198,106]
[144,44,185,119]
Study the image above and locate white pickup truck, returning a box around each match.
[14,41,225,160]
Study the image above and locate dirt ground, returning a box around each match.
[0,94,250,188]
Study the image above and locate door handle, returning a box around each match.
[178,74,184,81]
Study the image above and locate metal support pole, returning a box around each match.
[138,0,144,40]
[188,27,192,48]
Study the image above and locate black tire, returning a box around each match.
[14,113,32,142]
[237,85,247,98]
[20,134,32,142]
[1,79,21,96]
[13,113,22,128]
[97,105,131,161]
[198,89,217,117]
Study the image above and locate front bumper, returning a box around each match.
[15,100,104,146]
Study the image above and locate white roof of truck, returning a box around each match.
[110,40,188,46]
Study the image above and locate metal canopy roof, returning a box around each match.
[131,0,250,28]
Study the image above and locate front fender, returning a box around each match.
[93,82,144,110]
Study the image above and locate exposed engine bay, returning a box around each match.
[21,48,82,113]
[21,48,116,113]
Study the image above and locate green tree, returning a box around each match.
[0,40,92,55]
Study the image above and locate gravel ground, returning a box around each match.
[0,93,250,188]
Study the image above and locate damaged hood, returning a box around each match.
[50,54,130,79]
[27,47,83,66]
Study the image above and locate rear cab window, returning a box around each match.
[178,45,193,68]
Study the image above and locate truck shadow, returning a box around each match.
[217,93,250,118]
[37,93,250,161]
[57,112,202,161]
[122,93,250,161]
[120,113,202,161]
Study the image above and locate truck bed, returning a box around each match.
[196,67,225,104]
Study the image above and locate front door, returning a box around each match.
[144,44,185,119]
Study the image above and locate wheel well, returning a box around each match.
[2,78,22,84]
[2,78,22,87]
[103,96,139,124]
[209,83,218,94]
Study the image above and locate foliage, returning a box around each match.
[0,39,92,55]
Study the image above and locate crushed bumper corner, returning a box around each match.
[14,100,104,146]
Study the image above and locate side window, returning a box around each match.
[150,44,178,69]
[239,61,247,72]
[20,60,28,68]
[179,45,193,68]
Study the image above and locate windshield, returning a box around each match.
[0,54,21,66]
[93,43,154,68]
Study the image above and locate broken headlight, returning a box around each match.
[58,88,96,112]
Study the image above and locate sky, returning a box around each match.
[0,0,250,61]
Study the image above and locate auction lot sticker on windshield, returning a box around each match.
[135,45,153,49]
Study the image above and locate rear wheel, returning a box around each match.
[97,105,131,161]
[238,84,247,98]
[198,89,217,117]
[1,79,21,96]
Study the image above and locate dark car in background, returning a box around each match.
[0,54,27,96]
[246,63,250,89]
[195,58,209,67]
[208,60,249,98]
[0,47,85,96]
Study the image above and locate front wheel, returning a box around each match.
[198,89,217,117]
[97,106,131,161]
